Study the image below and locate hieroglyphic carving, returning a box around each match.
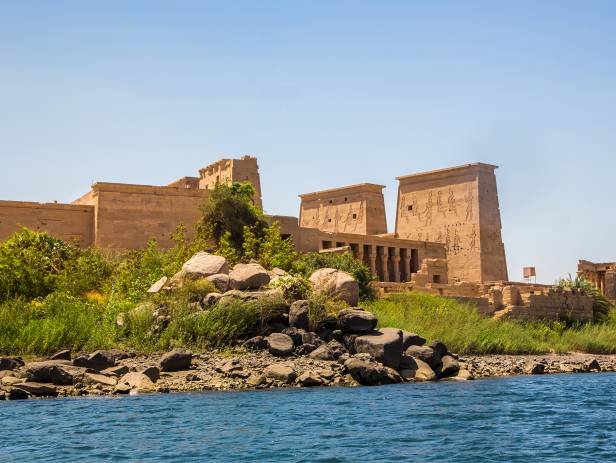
[448,188,457,216]
[464,185,473,222]
[469,224,477,251]
[424,192,434,227]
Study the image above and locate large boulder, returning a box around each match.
[0,357,24,371]
[343,358,402,386]
[49,365,88,385]
[309,268,359,306]
[13,382,58,397]
[181,252,229,280]
[289,300,310,331]
[243,336,269,351]
[266,333,294,357]
[354,328,404,369]
[399,356,436,381]
[229,263,271,290]
[337,309,377,334]
[438,355,460,379]
[308,344,336,361]
[405,345,442,371]
[263,364,296,384]
[83,372,118,387]
[116,372,156,394]
[159,349,193,372]
[25,360,71,382]
[73,351,116,371]
[147,276,168,294]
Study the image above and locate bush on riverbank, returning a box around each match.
[364,293,616,355]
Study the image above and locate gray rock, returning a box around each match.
[83,372,118,387]
[289,300,310,331]
[73,351,116,371]
[182,252,229,279]
[309,344,336,361]
[49,349,71,361]
[309,268,359,306]
[140,366,161,382]
[116,372,156,393]
[25,360,72,382]
[402,332,426,349]
[263,364,296,383]
[398,356,436,381]
[585,359,601,372]
[6,387,28,400]
[243,336,268,351]
[405,345,442,371]
[297,371,324,387]
[438,355,460,378]
[206,273,230,292]
[429,340,449,358]
[343,358,402,386]
[266,333,294,357]
[296,344,318,356]
[525,362,546,375]
[147,276,168,293]
[49,365,87,385]
[301,331,322,346]
[282,327,305,346]
[14,382,58,397]
[229,262,271,290]
[354,328,404,369]
[0,357,24,371]
[337,309,377,334]
[159,348,193,372]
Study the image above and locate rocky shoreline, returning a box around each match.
[1,349,614,401]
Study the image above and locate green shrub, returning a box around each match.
[0,229,78,301]
[293,252,376,300]
[268,274,311,303]
[559,275,613,322]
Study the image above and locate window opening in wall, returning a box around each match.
[408,205,413,211]
[328,218,332,222]
[432,275,441,284]
[344,197,348,201]
[329,200,333,204]
[352,213,357,219]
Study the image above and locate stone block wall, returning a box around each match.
[0,200,94,247]
[299,183,388,236]
[75,183,210,250]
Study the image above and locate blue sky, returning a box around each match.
[1,1,615,283]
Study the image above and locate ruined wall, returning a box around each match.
[395,163,508,283]
[0,200,94,246]
[78,183,210,250]
[299,184,387,236]
[198,156,263,209]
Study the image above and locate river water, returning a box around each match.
[2,373,616,462]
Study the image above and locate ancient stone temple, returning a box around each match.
[395,163,508,283]
[0,154,598,321]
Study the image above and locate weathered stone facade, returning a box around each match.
[577,260,616,301]
[395,163,508,283]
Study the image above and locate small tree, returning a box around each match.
[199,182,267,257]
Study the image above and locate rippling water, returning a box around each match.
[2,373,616,462]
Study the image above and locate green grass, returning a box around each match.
[363,293,616,355]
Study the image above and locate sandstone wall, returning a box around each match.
[395,163,508,283]
[299,184,388,236]
[80,183,210,250]
[0,200,94,246]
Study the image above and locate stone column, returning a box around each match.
[403,249,411,282]
[381,252,389,282]
[356,245,364,265]
[368,246,377,276]
[392,252,401,283]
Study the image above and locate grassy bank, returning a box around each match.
[364,293,616,355]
